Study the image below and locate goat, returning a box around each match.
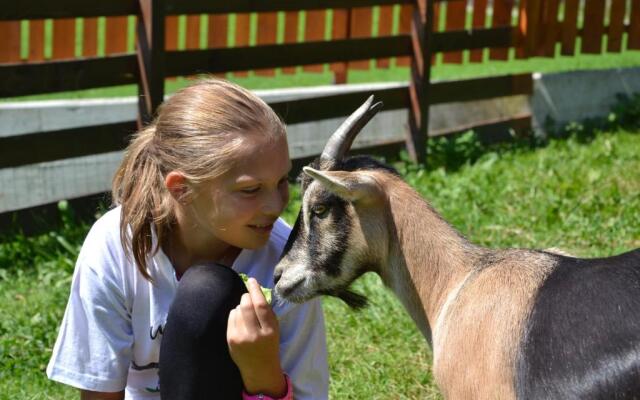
[274,96,640,399]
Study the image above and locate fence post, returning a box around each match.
[136,0,165,128]
[407,0,434,164]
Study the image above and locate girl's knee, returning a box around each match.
[180,263,245,297]
[167,264,247,336]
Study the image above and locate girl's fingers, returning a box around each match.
[247,278,277,330]
[239,292,261,332]
[246,278,267,306]
[227,307,241,347]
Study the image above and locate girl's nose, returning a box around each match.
[263,189,287,216]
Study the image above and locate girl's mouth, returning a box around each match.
[248,223,274,234]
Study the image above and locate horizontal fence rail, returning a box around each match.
[0,73,531,169]
[0,55,138,98]
[1,0,416,20]
[0,26,517,98]
[1,0,487,20]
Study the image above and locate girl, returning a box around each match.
[47,79,329,399]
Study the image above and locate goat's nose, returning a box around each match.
[273,269,282,285]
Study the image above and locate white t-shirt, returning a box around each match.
[47,207,329,399]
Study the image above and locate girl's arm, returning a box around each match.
[80,390,125,400]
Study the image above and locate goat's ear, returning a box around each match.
[303,167,380,203]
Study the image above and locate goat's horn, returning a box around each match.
[320,95,383,165]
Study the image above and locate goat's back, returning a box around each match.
[516,248,640,399]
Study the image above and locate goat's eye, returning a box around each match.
[312,204,328,217]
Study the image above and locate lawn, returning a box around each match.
[2,124,639,398]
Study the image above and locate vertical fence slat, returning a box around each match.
[561,0,579,55]
[208,15,228,48]
[105,16,128,54]
[397,4,412,66]
[164,15,178,80]
[489,0,514,60]
[234,13,251,77]
[470,0,488,62]
[607,0,626,52]
[303,10,326,72]
[185,15,200,50]
[184,15,200,78]
[442,0,466,63]
[349,7,373,70]
[256,12,278,76]
[539,0,560,57]
[582,0,606,54]
[431,3,441,65]
[83,18,98,57]
[376,5,394,68]
[515,0,527,59]
[282,12,299,74]
[165,16,179,50]
[628,0,640,49]
[0,21,21,63]
[207,14,228,77]
[28,20,46,61]
[331,9,349,82]
[52,18,76,59]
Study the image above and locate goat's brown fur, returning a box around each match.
[362,171,557,399]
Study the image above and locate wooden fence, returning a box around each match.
[1,0,639,228]
[2,1,640,74]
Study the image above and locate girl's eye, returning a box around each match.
[312,205,328,217]
[241,187,260,194]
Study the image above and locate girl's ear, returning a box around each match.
[165,171,190,203]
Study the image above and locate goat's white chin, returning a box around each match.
[277,291,315,304]
[274,275,317,304]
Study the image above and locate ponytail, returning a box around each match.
[112,125,173,281]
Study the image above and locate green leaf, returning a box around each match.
[239,273,272,304]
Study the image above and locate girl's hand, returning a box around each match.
[227,278,287,397]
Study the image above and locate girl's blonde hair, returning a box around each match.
[112,78,286,280]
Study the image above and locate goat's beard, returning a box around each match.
[321,288,369,310]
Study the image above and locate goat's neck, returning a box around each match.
[381,181,479,342]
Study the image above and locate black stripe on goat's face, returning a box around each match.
[307,193,350,278]
[274,155,392,309]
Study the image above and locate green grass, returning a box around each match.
[2,126,639,398]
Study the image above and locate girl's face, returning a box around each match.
[188,134,291,251]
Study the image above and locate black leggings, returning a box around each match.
[159,263,248,400]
